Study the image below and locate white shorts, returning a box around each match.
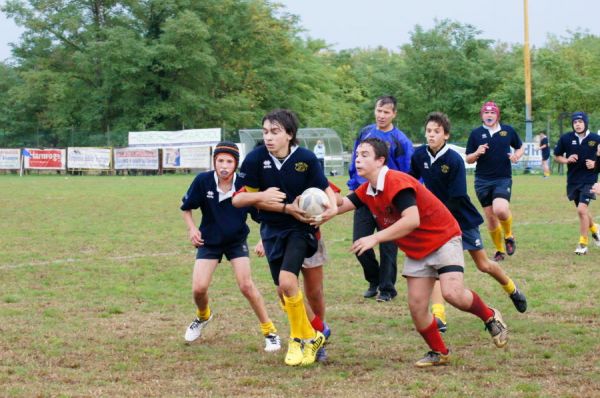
[402,236,464,278]
[303,239,327,269]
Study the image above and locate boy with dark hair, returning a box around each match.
[553,111,600,255]
[180,141,280,352]
[233,109,338,366]
[347,95,414,302]
[466,101,524,262]
[411,112,527,313]
[328,137,509,367]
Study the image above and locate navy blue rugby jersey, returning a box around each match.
[410,144,483,230]
[554,131,600,185]
[466,124,523,180]
[239,145,328,228]
[180,171,250,246]
[540,137,550,159]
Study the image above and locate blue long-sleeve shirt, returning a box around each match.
[347,124,413,190]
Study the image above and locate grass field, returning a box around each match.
[1,174,599,398]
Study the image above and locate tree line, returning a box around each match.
[1,0,599,149]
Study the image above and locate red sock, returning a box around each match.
[468,290,494,322]
[310,315,324,332]
[417,317,448,354]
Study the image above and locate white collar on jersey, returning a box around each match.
[482,123,502,136]
[269,145,299,170]
[213,172,237,202]
[575,130,590,144]
[427,143,450,165]
[367,166,389,196]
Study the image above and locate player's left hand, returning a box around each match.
[591,183,600,195]
[254,240,265,257]
[309,200,338,226]
[287,197,312,224]
[350,235,378,256]
[508,152,520,163]
[585,159,596,169]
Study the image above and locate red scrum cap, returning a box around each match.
[480,101,500,120]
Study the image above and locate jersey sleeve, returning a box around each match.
[347,192,365,209]
[446,153,467,199]
[553,136,566,157]
[238,150,260,190]
[391,188,417,213]
[511,127,523,149]
[465,131,477,155]
[180,175,203,211]
[347,129,365,190]
[409,152,421,180]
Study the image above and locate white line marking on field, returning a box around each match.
[0,251,189,270]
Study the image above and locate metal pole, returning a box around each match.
[523,0,533,142]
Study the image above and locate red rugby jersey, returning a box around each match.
[355,169,461,259]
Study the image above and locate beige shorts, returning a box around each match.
[303,239,328,269]
[402,236,464,278]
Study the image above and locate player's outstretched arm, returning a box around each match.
[232,187,286,209]
[336,197,356,216]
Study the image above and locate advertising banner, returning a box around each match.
[67,147,112,170]
[163,146,211,169]
[0,148,21,169]
[129,129,221,148]
[114,148,159,170]
[23,148,66,170]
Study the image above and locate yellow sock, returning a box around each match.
[590,224,599,234]
[260,321,277,336]
[499,215,513,239]
[196,306,211,321]
[489,226,504,253]
[544,171,550,177]
[502,278,516,295]
[431,303,446,324]
[284,291,315,340]
[278,299,287,314]
[579,235,589,245]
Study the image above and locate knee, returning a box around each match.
[576,207,587,218]
[192,284,209,299]
[238,280,255,297]
[475,260,492,274]
[441,288,461,305]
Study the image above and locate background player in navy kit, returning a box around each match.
[537,131,551,178]
[466,101,524,262]
[232,109,338,366]
[331,137,509,367]
[553,111,600,255]
[180,141,280,352]
[411,112,527,314]
[347,95,414,302]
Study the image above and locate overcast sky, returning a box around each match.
[2,0,600,60]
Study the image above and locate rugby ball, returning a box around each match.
[299,188,330,217]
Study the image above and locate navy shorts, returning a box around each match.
[475,177,512,207]
[462,227,484,251]
[196,240,249,262]
[567,183,596,206]
[263,230,317,286]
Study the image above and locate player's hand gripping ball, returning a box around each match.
[299,187,330,217]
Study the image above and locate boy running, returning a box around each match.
[410,112,527,313]
[330,137,509,367]
[466,101,524,261]
[180,141,280,352]
[232,109,338,366]
[553,111,600,255]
